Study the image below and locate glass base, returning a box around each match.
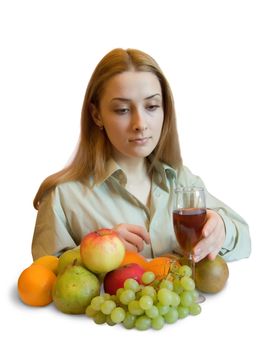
[196,293,206,303]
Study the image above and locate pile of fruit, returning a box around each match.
[17,228,229,331]
[86,266,200,330]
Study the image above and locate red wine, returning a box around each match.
[173,208,207,254]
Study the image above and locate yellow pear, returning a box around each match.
[57,247,83,275]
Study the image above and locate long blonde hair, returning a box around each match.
[33,48,182,209]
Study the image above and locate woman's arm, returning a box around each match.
[177,166,251,261]
[31,188,77,260]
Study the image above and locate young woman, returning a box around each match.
[31,48,251,262]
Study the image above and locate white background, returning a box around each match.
[1,0,262,349]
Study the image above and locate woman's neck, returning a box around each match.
[112,154,152,206]
[113,155,149,182]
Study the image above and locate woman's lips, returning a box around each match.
[128,137,152,145]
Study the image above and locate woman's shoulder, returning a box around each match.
[41,179,91,201]
[56,179,92,194]
[175,164,204,187]
[160,161,193,178]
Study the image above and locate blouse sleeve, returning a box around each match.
[31,187,77,260]
[176,166,251,261]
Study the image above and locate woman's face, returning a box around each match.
[97,71,164,162]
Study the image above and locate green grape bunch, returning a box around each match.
[85,265,202,330]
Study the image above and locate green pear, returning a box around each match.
[57,247,83,275]
[52,264,100,314]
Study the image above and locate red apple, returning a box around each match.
[80,228,125,274]
[103,263,145,295]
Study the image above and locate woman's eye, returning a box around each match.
[146,105,160,111]
[114,108,129,114]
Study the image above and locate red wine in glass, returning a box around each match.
[173,208,206,255]
[173,187,207,303]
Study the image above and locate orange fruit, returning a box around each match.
[17,264,56,306]
[120,250,147,269]
[32,255,59,275]
[145,257,172,280]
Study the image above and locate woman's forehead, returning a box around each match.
[101,71,162,101]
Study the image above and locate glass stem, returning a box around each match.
[189,253,195,281]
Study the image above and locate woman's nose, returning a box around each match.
[132,109,148,132]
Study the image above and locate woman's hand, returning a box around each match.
[113,223,151,252]
[193,210,226,262]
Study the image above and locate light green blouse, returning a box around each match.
[31,159,251,261]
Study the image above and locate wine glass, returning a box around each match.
[173,186,207,302]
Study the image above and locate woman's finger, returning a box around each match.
[120,239,138,252]
[115,226,144,252]
[123,233,144,252]
[202,210,219,238]
[124,224,151,244]
[208,250,219,260]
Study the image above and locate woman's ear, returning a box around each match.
[89,103,104,129]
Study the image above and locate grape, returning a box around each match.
[189,303,201,316]
[110,307,126,323]
[180,291,193,307]
[141,285,156,298]
[85,305,98,317]
[142,271,155,284]
[180,276,195,291]
[86,259,202,331]
[116,288,124,298]
[145,305,159,319]
[152,279,161,290]
[135,290,142,299]
[178,265,192,277]
[128,300,144,316]
[159,279,173,291]
[100,300,116,315]
[164,307,178,324]
[124,278,140,292]
[110,294,118,303]
[139,295,153,310]
[177,305,189,319]
[135,315,151,330]
[170,292,180,307]
[173,279,184,294]
[123,312,136,329]
[106,315,116,326]
[157,288,173,306]
[156,303,169,316]
[91,295,105,311]
[191,289,200,303]
[151,315,165,330]
[119,289,135,305]
[93,311,106,324]
[102,293,111,300]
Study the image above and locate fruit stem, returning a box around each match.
[72,258,78,266]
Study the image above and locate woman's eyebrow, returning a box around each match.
[144,93,161,100]
[111,93,161,102]
[111,97,130,102]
